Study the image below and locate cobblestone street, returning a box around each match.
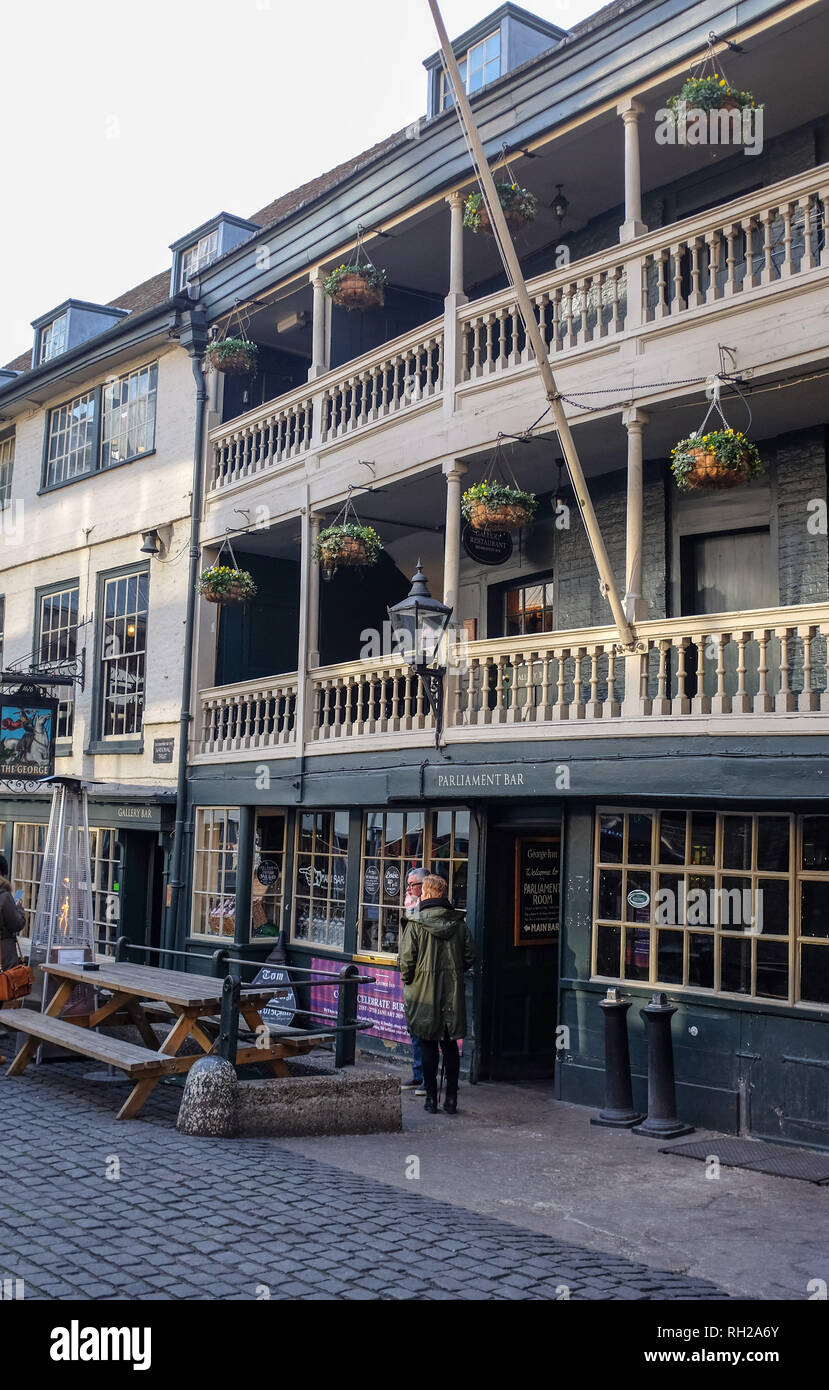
[1,1064,730,1302]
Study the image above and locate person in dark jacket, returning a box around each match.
[399,873,476,1115]
[400,866,429,1093]
[0,854,26,1048]
[0,853,25,972]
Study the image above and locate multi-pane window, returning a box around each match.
[89,828,122,953]
[191,808,240,938]
[39,584,79,739]
[101,364,158,468]
[0,435,14,508]
[441,29,501,107]
[360,808,470,956]
[44,390,97,487]
[100,569,148,737]
[0,596,4,667]
[38,314,68,364]
[504,580,555,636]
[43,362,158,488]
[292,811,349,950]
[593,809,829,1006]
[251,811,287,942]
[12,822,47,936]
[180,230,219,289]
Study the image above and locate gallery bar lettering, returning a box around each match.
[436,772,524,787]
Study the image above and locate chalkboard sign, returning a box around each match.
[514,835,560,946]
[462,523,513,567]
[250,963,298,1029]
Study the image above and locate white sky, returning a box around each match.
[1,0,600,365]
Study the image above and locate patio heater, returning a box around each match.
[28,776,95,1028]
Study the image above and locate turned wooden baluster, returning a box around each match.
[687,238,703,307]
[760,207,777,286]
[780,203,794,278]
[654,250,669,319]
[756,630,773,713]
[651,639,671,716]
[670,245,685,312]
[710,633,731,715]
[776,628,796,712]
[801,627,819,711]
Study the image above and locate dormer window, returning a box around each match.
[441,29,501,107]
[179,230,220,290]
[38,313,68,364]
[169,214,260,296]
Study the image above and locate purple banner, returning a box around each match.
[308,955,409,1045]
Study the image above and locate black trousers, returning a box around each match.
[420,1032,460,1096]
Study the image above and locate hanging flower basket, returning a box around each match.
[323,263,388,311]
[314,523,383,573]
[666,72,760,144]
[463,182,539,236]
[461,481,538,532]
[198,566,257,604]
[671,430,763,492]
[206,338,259,376]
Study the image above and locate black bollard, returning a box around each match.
[335,963,360,1069]
[590,987,644,1128]
[632,992,694,1138]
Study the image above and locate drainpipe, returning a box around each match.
[162,308,209,957]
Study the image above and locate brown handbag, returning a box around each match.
[0,938,34,1003]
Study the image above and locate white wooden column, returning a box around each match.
[618,100,647,243]
[442,460,467,611]
[443,191,469,416]
[623,407,649,621]
[307,512,321,669]
[308,268,328,380]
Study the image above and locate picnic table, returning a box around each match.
[4,960,335,1119]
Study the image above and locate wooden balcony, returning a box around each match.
[192,601,829,762]
[206,164,829,497]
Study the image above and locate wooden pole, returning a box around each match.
[426,0,634,646]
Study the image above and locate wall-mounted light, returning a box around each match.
[140,529,161,556]
[552,184,570,226]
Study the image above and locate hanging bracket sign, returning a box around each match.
[0,695,58,783]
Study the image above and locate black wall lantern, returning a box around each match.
[387,560,452,748]
[552,183,569,226]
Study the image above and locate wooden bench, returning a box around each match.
[4,1009,194,1120]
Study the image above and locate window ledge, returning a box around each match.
[38,450,156,496]
[85,739,144,756]
[55,742,73,759]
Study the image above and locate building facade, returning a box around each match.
[4,0,829,1148]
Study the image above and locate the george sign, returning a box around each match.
[153,737,175,764]
[514,835,560,946]
[0,697,57,781]
[462,523,513,567]
[250,962,298,1030]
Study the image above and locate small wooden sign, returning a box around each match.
[514,835,560,946]
[153,737,175,764]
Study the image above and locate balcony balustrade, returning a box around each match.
[193,602,829,761]
[206,165,829,495]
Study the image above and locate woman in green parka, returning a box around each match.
[399,873,476,1114]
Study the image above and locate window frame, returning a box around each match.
[357,806,470,960]
[92,563,150,748]
[34,578,80,745]
[179,230,219,289]
[592,807,828,1009]
[40,360,159,493]
[100,362,159,469]
[440,27,501,108]
[38,313,68,365]
[291,810,350,952]
[190,807,241,941]
[0,434,14,509]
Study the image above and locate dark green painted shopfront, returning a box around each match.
[0,788,173,956]
[184,734,829,1149]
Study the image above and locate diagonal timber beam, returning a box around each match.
[427,0,634,647]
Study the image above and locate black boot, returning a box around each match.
[443,1091,458,1115]
[424,1091,438,1113]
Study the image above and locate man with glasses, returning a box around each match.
[400,867,429,1094]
